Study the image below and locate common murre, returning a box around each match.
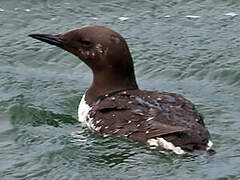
[29,25,214,155]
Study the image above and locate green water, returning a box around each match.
[1,0,240,179]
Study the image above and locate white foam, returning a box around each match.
[185,15,200,19]
[147,137,185,155]
[119,17,129,21]
[224,12,238,17]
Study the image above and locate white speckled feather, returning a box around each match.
[147,137,185,154]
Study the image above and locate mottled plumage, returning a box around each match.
[85,90,210,153]
[29,25,214,154]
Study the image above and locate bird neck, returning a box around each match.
[85,70,138,105]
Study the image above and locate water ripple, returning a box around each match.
[1,0,240,179]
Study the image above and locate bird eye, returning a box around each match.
[79,40,92,47]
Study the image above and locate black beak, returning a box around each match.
[29,33,67,47]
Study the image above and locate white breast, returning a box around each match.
[78,94,101,131]
[78,94,92,124]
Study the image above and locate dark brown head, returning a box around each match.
[29,26,139,104]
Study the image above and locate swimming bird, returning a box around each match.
[29,25,214,155]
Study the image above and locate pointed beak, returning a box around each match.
[29,33,67,47]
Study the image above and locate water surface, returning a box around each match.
[1,0,240,179]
